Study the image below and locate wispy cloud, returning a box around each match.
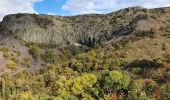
[0,0,43,20]
[47,12,56,15]
[0,0,170,21]
[62,0,170,15]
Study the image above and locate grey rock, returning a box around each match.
[0,7,170,47]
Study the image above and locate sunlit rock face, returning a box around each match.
[0,7,170,47]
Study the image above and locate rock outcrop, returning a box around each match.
[0,7,170,47]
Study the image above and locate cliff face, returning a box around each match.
[0,7,170,47]
[0,6,170,78]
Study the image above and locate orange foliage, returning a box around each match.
[109,92,117,100]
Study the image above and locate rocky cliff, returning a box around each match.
[0,6,170,47]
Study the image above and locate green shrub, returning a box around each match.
[0,47,9,58]
[71,74,97,95]
[104,70,131,91]
[9,92,35,100]
[20,57,30,68]
[131,80,143,91]
[41,50,57,63]
[161,83,170,99]
[13,50,21,57]
[0,47,9,53]
[144,79,157,94]
[127,80,147,100]
[38,93,51,100]
[132,67,142,75]
[127,91,147,100]
[28,45,40,59]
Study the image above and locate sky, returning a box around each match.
[0,0,170,20]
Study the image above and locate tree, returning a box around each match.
[51,74,97,99]
[9,92,35,100]
[71,74,97,96]
[104,70,131,91]
[127,79,147,100]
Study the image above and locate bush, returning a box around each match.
[0,47,9,58]
[0,47,9,53]
[144,79,157,94]
[161,83,170,99]
[41,50,57,63]
[132,67,142,75]
[6,60,17,70]
[127,80,147,100]
[28,45,40,59]
[127,91,147,100]
[20,57,30,67]
[162,42,168,51]
[9,92,35,100]
[104,70,131,91]
[38,93,51,100]
[71,74,97,95]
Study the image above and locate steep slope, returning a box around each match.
[1,6,170,47]
[0,6,170,75]
[0,7,170,100]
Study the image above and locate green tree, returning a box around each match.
[72,74,97,94]
[28,45,40,59]
[104,70,131,91]
[127,80,148,100]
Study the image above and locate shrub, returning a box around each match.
[38,93,51,100]
[20,57,30,68]
[104,70,131,91]
[9,92,35,100]
[144,79,157,94]
[127,80,147,100]
[28,45,40,59]
[0,47,9,53]
[127,91,147,100]
[13,50,21,57]
[161,83,170,99]
[2,52,9,58]
[162,42,168,51]
[71,74,97,95]
[6,60,17,70]
[0,47,9,58]
[132,67,142,75]
[41,50,57,63]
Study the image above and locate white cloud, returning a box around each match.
[0,0,43,20]
[62,0,170,15]
[47,12,56,15]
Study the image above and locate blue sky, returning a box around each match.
[0,0,170,20]
[35,0,170,15]
[34,0,68,16]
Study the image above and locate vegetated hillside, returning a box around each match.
[0,6,169,99]
[1,6,170,47]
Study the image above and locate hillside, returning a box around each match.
[1,6,170,47]
[0,6,169,99]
